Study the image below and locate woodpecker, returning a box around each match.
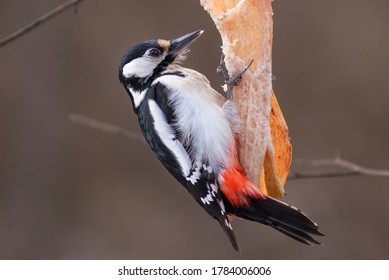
[118,30,323,251]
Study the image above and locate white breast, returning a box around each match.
[153,67,234,173]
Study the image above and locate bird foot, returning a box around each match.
[217,54,254,101]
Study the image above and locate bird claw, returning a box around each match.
[217,54,254,101]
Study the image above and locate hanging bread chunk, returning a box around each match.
[201,0,291,198]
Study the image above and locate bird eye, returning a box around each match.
[147,48,161,58]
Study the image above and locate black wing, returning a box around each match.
[185,161,240,251]
[137,82,187,186]
[137,82,240,250]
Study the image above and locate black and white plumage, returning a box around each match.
[118,30,323,251]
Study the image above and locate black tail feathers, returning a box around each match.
[226,196,324,246]
[217,217,241,252]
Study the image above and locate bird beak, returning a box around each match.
[169,30,204,56]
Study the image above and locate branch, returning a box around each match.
[0,0,85,48]
[69,113,389,180]
[288,170,359,180]
[311,157,389,177]
[289,155,389,180]
[68,113,146,144]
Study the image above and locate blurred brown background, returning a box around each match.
[0,0,388,259]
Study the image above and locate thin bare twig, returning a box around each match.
[289,153,389,180]
[310,157,389,178]
[0,0,85,48]
[288,170,360,180]
[69,113,389,180]
[69,113,146,144]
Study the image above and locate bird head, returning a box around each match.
[119,30,204,89]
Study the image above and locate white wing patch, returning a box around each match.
[200,182,219,205]
[186,161,202,184]
[148,99,192,177]
[201,193,214,205]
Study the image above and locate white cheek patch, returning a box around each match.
[148,99,192,177]
[122,57,159,78]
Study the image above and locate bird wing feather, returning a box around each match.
[139,82,240,250]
